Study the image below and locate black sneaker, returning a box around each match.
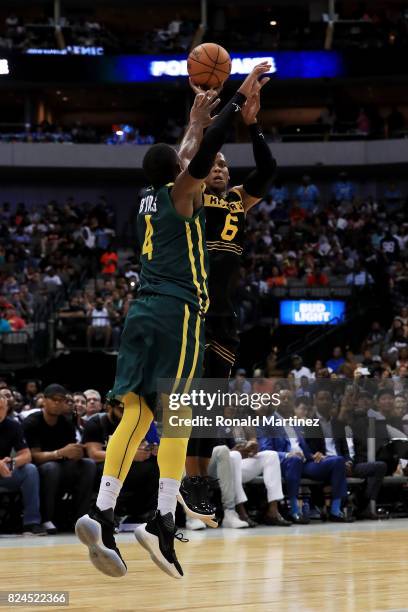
[75,506,127,577]
[135,511,188,579]
[23,524,47,536]
[177,476,218,528]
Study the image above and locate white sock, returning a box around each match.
[157,478,180,519]
[96,476,123,511]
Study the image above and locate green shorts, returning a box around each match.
[110,294,205,411]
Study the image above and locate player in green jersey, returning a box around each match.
[75,62,271,580]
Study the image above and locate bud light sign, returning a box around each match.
[280,300,345,325]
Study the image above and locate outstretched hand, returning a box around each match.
[238,61,271,100]
[188,81,221,128]
[241,71,269,125]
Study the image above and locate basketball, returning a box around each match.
[187,42,231,88]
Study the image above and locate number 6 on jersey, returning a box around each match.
[221,213,239,241]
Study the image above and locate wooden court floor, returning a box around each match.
[1,522,408,612]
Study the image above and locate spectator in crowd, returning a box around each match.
[86,295,112,350]
[295,175,320,213]
[346,261,374,286]
[326,347,346,373]
[23,380,40,409]
[229,440,292,527]
[306,265,329,287]
[100,244,118,277]
[259,389,351,523]
[307,390,387,519]
[356,108,371,135]
[82,400,159,522]
[0,307,11,333]
[290,355,312,384]
[332,172,356,203]
[83,389,103,419]
[0,394,46,535]
[23,384,96,534]
[229,369,251,395]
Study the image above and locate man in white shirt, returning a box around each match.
[86,297,111,350]
[290,355,312,386]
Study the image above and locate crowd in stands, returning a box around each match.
[1,105,406,145]
[0,12,118,54]
[236,173,407,327]
[2,1,408,56]
[0,173,406,353]
[0,339,408,535]
[0,11,195,55]
[0,196,120,348]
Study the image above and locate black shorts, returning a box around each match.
[186,313,239,458]
[204,313,239,378]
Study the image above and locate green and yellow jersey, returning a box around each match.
[137,184,209,315]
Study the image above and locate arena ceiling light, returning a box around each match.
[0,59,9,75]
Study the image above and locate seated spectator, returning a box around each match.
[306,265,329,287]
[82,400,159,522]
[266,265,287,287]
[295,175,320,213]
[23,380,40,409]
[346,261,374,287]
[332,172,356,203]
[86,296,112,350]
[229,369,251,395]
[229,439,291,527]
[356,108,371,135]
[0,308,11,334]
[100,244,118,277]
[307,390,386,519]
[0,394,45,535]
[23,384,96,534]
[327,347,345,373]
[5,307,26,331]
[43,266,63,290]
[58,296,87,348]
[375,388,405,433]
[83,389,103,419]
[290,355,312,384]
[289,200,307,226]
[258,390,351,523]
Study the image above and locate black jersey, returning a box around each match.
[204,186,245,317]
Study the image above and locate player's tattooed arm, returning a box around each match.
[178,84,220,171]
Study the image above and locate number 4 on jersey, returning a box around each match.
[142,215,154,260]
[221,213,239,241]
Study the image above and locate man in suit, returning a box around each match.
[258,389,350,523]
[307,389,387,519]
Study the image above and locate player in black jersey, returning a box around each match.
[178,79,278,528]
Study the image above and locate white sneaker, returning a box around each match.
[186,517,206,531]
[222,509,249,529]
[42,521,57,535]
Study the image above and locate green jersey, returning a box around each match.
[137,184,209,314]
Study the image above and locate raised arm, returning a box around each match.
[171,61,272,219]
[178,83,220,171]
[234,83,277,213]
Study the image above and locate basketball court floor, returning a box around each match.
[1,520,408,612]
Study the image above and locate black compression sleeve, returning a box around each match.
[243,123,277,199]
[188,91,246,180]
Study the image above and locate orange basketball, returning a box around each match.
[187,43,231,89]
